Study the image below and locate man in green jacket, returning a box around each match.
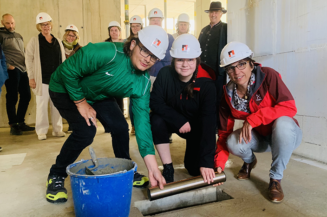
[46,25,168,203]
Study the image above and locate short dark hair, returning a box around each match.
[171,57,201,98]
[123,37,140,56]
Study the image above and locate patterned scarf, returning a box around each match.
[232,73,255,113]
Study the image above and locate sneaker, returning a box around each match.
[162,163,174,183]
[133,172,149,188]
[52,132,66,137]
[38,134,47,140]
[10,124,23,135]
[46,174,68,203]
[18,123,35,131]
[130,126,135,135]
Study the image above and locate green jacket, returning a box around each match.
[49,42,154,158]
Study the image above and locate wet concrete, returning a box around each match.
[0,122,327,217]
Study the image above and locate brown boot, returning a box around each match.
[268,179,284,203]
[237,157,257,180]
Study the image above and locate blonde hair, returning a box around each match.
[36,21,53,32]
[63,30,79,41]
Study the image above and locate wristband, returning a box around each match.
[74,98,86,104]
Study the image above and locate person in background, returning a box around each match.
[105,21,124,43]
[0,43,8,151]
[150,34,216,184]
[105,20,124,113]
[62,24,82,133]
[172,13,191,39]
[198,1,227,127]
[0,14,34,135]
[127,15,143,135]
[147,8,174,87]
[25,12,66,140]
[214,41,302,203]
[45,25,168,203]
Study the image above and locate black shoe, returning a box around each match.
[46,174,68,203]
[162,163,174,183]
[10,124,23,135]
[18,123,35,131]
[133,172,149,188]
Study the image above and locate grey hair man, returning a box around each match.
[0,14,34,135]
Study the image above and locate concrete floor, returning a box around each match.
[1,122,327,217]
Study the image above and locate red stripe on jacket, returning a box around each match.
[214,65,298,170]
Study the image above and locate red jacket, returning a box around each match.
[215,64,299,170]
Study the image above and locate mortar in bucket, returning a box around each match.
[66,158,137,217]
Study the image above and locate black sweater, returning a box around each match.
[150,64,217,168]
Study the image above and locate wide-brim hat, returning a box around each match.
[204,1,227,13]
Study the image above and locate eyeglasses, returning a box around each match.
[67,34,76,38]
[131,25,141,29]
[175,59,196,65]
[225,61,248,74]
[137,44,159,63]
[41,23,49,27]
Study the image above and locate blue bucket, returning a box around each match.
[66,158,137,217]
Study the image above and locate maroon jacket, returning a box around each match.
[215,63,299,170]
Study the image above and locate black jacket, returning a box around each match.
[150,64,217,168]
[198,22,227,76]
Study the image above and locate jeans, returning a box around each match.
[5,68,31,125]
[49,90,130,177]
[227,116,302,180]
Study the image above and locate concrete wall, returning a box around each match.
[0,0,122,127]
[227,0,327,163]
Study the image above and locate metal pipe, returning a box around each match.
[147,172,226,201]
[144,5,147,27]
[124,0,130,39]
[164,0,167,31]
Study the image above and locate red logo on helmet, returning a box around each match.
[182,45,188,52]
[70,26,73,28]
[133,18,136,21]
[152,39,161,48]
[228,50,235,57]
[154,11,158,14]
[39,17,43,20]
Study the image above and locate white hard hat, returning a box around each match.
[177,13,190,23]
[170,34,201,59]
[108,21,121,28]
[148,8,164,19]
[220,41,253,67]
[138,25,168,60]
[36,12,52,24]
[130,15,143,25]
[65,24,79,33]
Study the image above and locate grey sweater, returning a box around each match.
[0,27,26,72]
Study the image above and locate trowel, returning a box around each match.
[85,147,100,175]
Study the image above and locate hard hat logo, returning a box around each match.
[39,17,43,20]
[133,18,136,20]
[152,39,161,48]
[228,50,235,58]
[182,45,189,52]
[70,26,73,28]
[154,11,158,14]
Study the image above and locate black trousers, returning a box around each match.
[5,68,31,125]
[151,113,202,176]
[49,90,130,177]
